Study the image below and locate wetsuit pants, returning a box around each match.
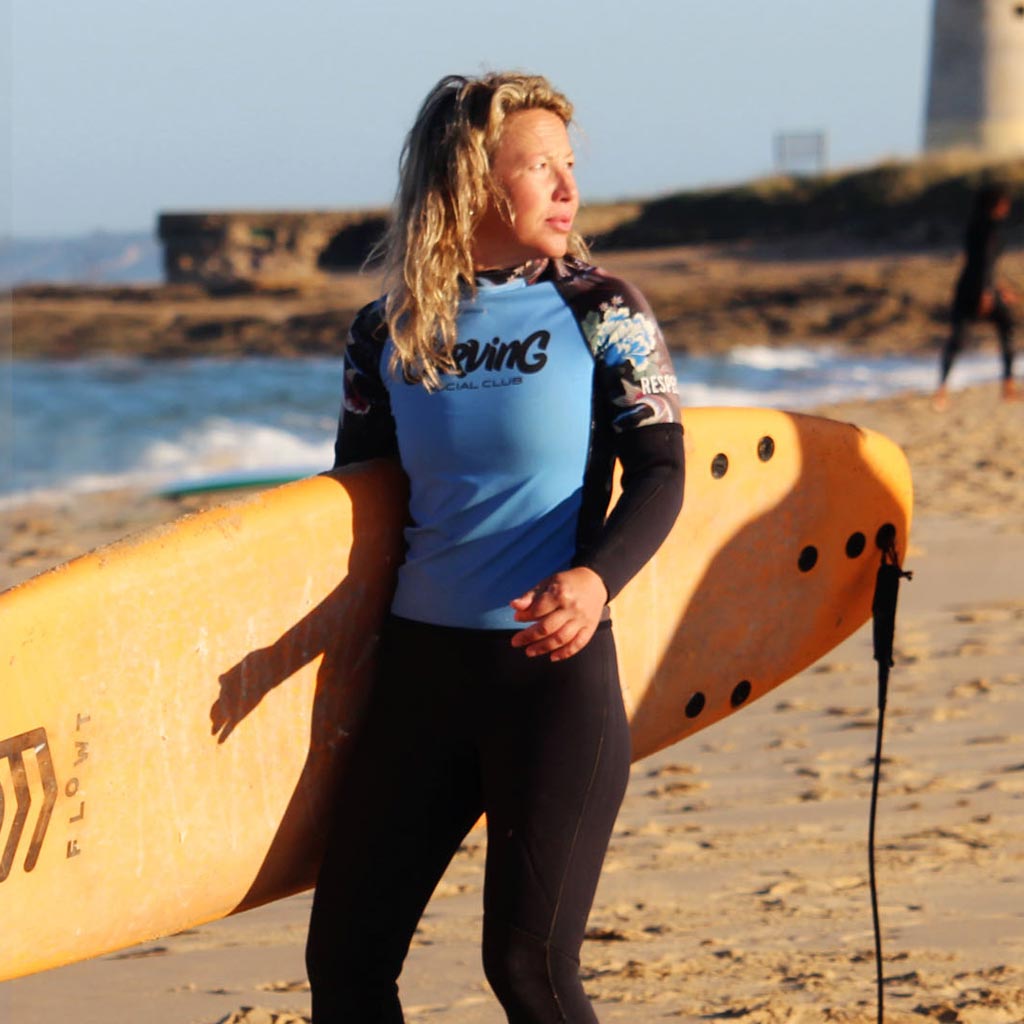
[306,615,631,1023]
[940,291,1016,384]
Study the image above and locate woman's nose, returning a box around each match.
[554,165,577,201]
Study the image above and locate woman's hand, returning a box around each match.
[509,566,608,661]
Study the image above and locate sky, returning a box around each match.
[6,0,934,238]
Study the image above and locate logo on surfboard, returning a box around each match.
[0,728,58,882]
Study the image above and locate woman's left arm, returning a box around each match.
[511,276,685,660]
[510,424,684,660]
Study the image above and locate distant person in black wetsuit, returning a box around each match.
[934,183,1019,410]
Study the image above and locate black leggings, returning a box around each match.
[940,294,1016,384]
[306,616,631,1023]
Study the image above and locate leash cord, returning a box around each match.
[869,543,912,1024]
[868,682,887,1024]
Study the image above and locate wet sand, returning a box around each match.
[3,382,1023,1022]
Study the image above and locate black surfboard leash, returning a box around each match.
[868,525,912,1024]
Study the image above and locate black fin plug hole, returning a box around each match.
[845,532,866,558]
[731,680,752,707]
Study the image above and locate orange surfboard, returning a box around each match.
[0,408,912,981]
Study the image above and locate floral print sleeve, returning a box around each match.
[561,267,681,432]
[552,259,684,599]
[333,300,399,468]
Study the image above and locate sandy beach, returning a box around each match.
[2,380,1023,1023]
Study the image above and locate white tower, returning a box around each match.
[924,0,1024,155]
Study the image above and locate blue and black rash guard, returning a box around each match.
[335,255,685,630]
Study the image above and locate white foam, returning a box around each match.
[2,417,334,508]
[138,418,333,478]
[726,345,825,371]
[2,348,1008,504]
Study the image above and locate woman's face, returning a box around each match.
[472,108,579,269]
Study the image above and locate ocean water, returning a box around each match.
[0,345,1002,504]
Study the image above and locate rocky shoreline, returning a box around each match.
[11,237,1022,360]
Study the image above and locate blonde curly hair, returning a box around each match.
[377,71,590,389]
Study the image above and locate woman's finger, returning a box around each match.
[510,608,572,652]
[548,624,594,663]
[510,579,562,621]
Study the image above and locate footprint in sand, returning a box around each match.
[256,980,310,993]
[808,660,854,675]
[645,779,708,797]
[774,698,817,714]
[952,600,1024,624]
[948,677,1021,702]
[212,1010,310,1024]
[107,945,169,960]
[914,964,1024,1023]
[990,766,1024,795]
[951,638,995,657]
[645,761,700,777]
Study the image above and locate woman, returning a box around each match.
[306,71,685,1022]
[934,182,1018,410]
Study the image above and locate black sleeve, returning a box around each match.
[333,302,400,468]
[561,267,685,600]
[573,422,684,601]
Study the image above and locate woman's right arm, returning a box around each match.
[333,304,400,468]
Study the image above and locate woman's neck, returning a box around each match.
[474,257,550,286]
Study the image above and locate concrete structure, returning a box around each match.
[924,0,1024,155]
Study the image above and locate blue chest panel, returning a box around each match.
[384,278,594,628]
